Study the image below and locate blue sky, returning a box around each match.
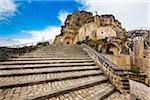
[0,0,149,44]
[0,0,83,43]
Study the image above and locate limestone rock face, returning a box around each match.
[98,15,126,33]
[53,11,125,44]
[54,11,93,44]
[119,30,150,49]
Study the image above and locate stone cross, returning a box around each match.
[95,11,98,15]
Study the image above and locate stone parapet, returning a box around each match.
[128,73,146,84]
[81,44,130,94]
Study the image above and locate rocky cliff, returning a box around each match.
[54,10,125,44]
[119,30,150,49]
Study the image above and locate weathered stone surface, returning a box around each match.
[119,30,150,49]
[0,44,130,100]
[54,11,125,44]
[129,80,150,100]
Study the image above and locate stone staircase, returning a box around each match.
[0,45,130,100]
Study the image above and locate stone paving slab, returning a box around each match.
[16,56,89,58]
[0,44,130,100]
[0,66,99,76]
[0,60,93,65]
[0,75,107,100]
[8,57,91,61]
[24,53,86,55]
[104,91,130,100]
[46,82,114,100]
[23,76,108,100]
[0,70,102,88]
[0,62,95,70]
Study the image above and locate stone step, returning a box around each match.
[104,91,130,100]
[0,66,99,76]
[23,76,109,100]
[91,85,116,100]
[21,52,86,54]
[0,44,125,100]
[30,52,84,54]
[0,59,93,65]
[0,62,96,70]
[8,57,91,61]
[0,70,102,88]
[0,76,109,100]
[20,51,86,53]
[11,56,90,59]
[46,83,115,100]
[13,55,89,58]
[31,50,84,52]
[23,54,87,56]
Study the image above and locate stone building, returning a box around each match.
[54,11,125,44]
[133,36,150,84]
[77,16,117,42]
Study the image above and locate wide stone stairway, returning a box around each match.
[0,45,129,100]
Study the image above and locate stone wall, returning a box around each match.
[78,24,117,41]
[103,54,132,70]
[129,80,150,100]
[132,36,150,84]
[0,46,36,61]
[134,57,150,84]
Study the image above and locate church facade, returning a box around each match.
[74,15,117,43]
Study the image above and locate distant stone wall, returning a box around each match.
[0,47,35,61]
[129,80,150,100]
[132,36,150,84]
[103,54,132,70]
[134,57,150,84]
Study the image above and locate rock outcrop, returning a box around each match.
[118,30,150,49]
[54,10,125,44]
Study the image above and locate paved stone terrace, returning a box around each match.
[0,45,129,100]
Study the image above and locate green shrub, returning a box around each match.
[131,67,140,75]
[0,56,9,61]
[120,36,127,44]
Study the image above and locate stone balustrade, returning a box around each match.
[128,73,146,84]
[80,44,130,94]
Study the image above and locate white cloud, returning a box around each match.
[76,0,149,30]
[15,10,69,44]
[57,10,69,25]
[0,0,18,21]
[0,37,19,47]
[15,26,61,44]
